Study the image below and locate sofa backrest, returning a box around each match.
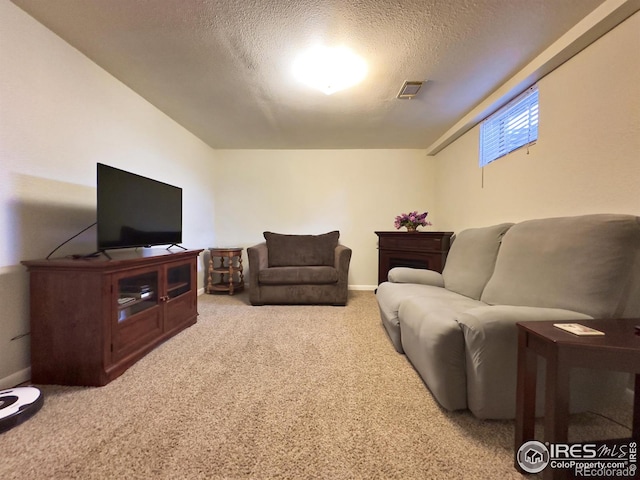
[620,250,640,318]
[264,231,339,267]
[480,214,640,318]
[442,223,514,300]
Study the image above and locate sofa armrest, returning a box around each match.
[457,305,593,419]
[388,267,444,287]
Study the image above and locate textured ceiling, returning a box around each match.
[12,0,608,149]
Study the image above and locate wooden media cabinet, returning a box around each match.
[22,249,203,386]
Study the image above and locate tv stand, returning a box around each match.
[166,243,187,251]
[22,249,203,386]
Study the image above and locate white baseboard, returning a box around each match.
[200,285,377,292]
[0,367,31,390]
[348,285,377,291]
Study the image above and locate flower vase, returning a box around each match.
[405,225,417,232]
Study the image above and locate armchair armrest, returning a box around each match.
[334,244,351,268]
[247,241,268,279]
[334,244,352,282]
[388,267,444,287]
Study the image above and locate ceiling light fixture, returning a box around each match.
[292,45,367,95]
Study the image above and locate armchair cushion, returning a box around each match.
[264,231,339,267]
[258,266,338,285]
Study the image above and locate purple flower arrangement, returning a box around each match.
[394,211,432,231]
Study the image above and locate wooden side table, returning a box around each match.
[375,231,453,284]
[514,318,640,479]
[206,247,244,295]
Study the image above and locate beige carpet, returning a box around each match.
[0,291,632,479]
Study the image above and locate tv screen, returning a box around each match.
[97,163,182,251]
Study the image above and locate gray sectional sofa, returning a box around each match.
[376,214,640,419]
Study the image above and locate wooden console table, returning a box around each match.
[206,247,244,295]
[22,249,202,386]
[375,231,453,284]
[515,318,640,479]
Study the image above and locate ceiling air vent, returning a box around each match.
[397,81,424,99]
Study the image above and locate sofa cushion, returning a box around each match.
[442,223,513,300]
[457,305,593,419]
[398,296,485,412]
[264,231,339,267]
[258,266,338,285]
[376,281,481,353]
[481,214,640,318]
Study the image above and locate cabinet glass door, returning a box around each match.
[167,263,191,299]
[117,271,158,322]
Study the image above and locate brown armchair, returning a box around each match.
[247,231,351,305]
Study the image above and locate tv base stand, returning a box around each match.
[166,243,188,251]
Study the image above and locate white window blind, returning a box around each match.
[479,85,539,167]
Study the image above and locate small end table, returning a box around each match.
[206,247,244,295]
[514,318,640,479]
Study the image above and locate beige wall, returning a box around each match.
[0,2,217,388]
[213,149,436,287]
[433,11,640,231]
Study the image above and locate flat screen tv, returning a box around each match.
[97,163,182,251]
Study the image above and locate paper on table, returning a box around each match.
[553,323,605,336]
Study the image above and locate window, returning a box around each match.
[479,85,539,167]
